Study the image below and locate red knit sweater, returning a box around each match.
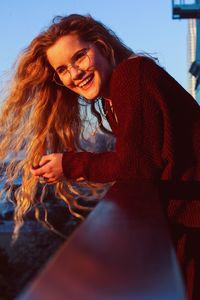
[62,56,200,227]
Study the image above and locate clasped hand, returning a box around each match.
[31,153,64,184]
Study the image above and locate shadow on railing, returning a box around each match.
[18,180,186,300]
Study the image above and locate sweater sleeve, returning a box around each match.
[62,57,166,182]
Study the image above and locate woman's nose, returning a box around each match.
[70,66,84,80]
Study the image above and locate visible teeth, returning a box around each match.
[79,75,92,87]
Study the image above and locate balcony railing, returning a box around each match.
[18,181,186,300]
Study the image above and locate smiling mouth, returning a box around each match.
[78,74,94,88]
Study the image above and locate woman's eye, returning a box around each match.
[76,53,84,60]
[75,51,86,62]
[57,67,67,75]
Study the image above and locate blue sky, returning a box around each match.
[0,0,188,89]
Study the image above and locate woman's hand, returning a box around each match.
[31,153,64,184]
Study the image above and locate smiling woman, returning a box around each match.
[46,34,114,100]
[0,13,200,299]
[0,13,132,237]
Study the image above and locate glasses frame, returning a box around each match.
[52,48,91,87]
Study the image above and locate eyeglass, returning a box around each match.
[52,48,91,87]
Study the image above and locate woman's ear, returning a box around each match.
[95,39,110,57]
[95,40,116,67]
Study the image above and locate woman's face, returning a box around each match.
[46,34,114,100]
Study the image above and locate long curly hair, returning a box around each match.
[0,14,133,240]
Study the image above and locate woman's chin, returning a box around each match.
[81,90,101,101]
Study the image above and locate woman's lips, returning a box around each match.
[79,74,94,90]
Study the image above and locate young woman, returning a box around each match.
[0,14,200,299]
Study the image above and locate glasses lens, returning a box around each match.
[53,73,65,86]
[53,52,90,86]
[78,54,90,70]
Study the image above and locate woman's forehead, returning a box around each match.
[46,34,89,68]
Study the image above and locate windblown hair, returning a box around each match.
[0,14,133,240]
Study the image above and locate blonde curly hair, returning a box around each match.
[0,14,132,241]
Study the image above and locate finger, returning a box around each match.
[41,172,55,180]
[47,174,62,183]
[30,166,37,175]
[47,180,57,184]
[39,154,52,167]
[31,166,46,176]
[30,167,42,177]
[45,181,56,185]
[76,177,85,182]
[41,177,58,184]
[32,164,40,170]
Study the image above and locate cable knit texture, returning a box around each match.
[63,56,200,226]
